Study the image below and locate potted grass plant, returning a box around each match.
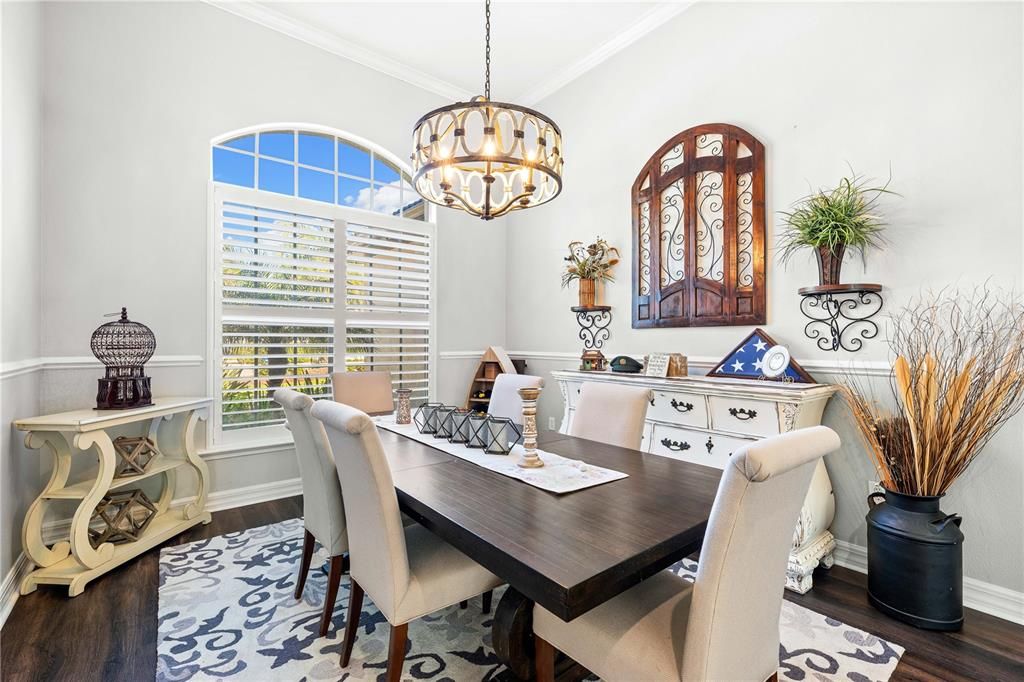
[561,238,620,308]
[841,287,1024,630]
[778,170,895,285]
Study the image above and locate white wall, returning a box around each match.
[505,2,1024,593]
[1,0,44,589]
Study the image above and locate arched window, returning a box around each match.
[212,126,425,220]
[209,125,435,443]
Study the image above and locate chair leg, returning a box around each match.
[460,600,468,609]
[294,529,315,599]
[340,579,364,667]
[482,590,492,614]
[766,674,779,682]
[535,635,555,682]
[386,622,409,682]
[319,555,345,637]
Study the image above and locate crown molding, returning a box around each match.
[517,2,695,106]
[203,1,692,107]
[203,1,472,101]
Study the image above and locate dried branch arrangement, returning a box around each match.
[842,287,1024,496]
[561,238,620,288]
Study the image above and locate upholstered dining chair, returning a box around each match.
[569,381,652,450]
[532,425,841,682]
[331,370,395,415]
[311,400,506,682]
[273,388,348,638]
[488,373,545,424]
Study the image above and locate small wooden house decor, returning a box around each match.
[631,124,766,328]
[90,307,157,409]
[464,346,517,411]
[88,489,158,547]
[112,436,160,477]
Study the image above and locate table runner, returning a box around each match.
[374,416,628,494]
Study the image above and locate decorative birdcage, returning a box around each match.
[90,307,156,410]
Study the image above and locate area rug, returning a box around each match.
[157,518,904,681]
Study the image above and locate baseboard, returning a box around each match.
[834,539,1024,625]
[0,553,32,628]
[0,476,304,629]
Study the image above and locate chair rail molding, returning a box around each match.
[1,355,204,380]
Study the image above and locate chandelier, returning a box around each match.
[412,0,564,220]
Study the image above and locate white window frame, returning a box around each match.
[207,125,437,447]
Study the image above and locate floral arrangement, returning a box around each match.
[560,238,620,288]
[842,287,1024,496]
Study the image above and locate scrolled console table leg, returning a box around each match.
[181,408,212,523]
[20,432,73,589]
[69,431,118,570]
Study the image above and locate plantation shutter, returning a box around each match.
[344,221,433,403]
[216,193,337,432]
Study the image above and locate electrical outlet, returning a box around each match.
[548,417,556,431]
[867,480,885,496]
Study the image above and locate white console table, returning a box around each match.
[15,397,212,596]
[552,370,837,593]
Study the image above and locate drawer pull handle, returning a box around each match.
[670,399,694,413]
[728,407,758,421]
[705,437,714,454]
[661,438,691,452]
[650,397,656,407]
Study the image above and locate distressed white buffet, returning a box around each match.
[552,370,838,593]
[15,397,212,596]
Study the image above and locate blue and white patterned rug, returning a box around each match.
[157,518,904,681]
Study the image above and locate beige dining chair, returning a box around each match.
[310,399,505,682]
[332,370,394,415]
[488,373,545,424]
[533,425,841,682]
[569,381,652,450]
[273,388,349,638]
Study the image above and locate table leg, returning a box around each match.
[493,587,536,680]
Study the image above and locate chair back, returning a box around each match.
[569,382,651,450]
[681,426,840,682]
[273,388,347,555]
[311,399,411,622]
[488,374,545,424]
[331,370,395,415]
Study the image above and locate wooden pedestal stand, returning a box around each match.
[15,397,212,597]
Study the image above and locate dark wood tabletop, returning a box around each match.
[378,427,722,622]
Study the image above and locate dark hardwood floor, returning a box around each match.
[2,496,1021,682]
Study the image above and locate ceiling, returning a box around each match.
[208,1,692,105]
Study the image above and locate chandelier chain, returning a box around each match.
[484,0,491,100]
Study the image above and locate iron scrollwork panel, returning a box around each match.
[575,309,612,350]
[800,290,884,352]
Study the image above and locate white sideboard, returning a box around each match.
[552,369,838,593]
[15,397,212,596]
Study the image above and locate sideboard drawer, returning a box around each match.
[708,396,779,437]
[565,382,583,408]
[648,391,707,428]
[649,425,739,469]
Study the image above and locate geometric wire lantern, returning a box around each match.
[411,0,564,220]
[90,307,156,410]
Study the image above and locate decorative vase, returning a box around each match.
[866,489,964,631]
[395,389,412,425]
[578,278,596,308]
[815,245,846,286]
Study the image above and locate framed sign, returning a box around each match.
[645,353,670,377]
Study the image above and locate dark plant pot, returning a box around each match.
[815,245,846,286]
[866,489,964,631]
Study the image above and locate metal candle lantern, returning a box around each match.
[395,389,413,425]
[90,307,156,410]
[414,402,443,434]
[435,406,458,439]
[449,409,474,444]
[466,414,489,448]
[482,416,521,455]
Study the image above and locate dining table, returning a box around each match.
[378,426,723,680]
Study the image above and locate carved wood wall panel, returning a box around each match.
[632,124,766,328]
